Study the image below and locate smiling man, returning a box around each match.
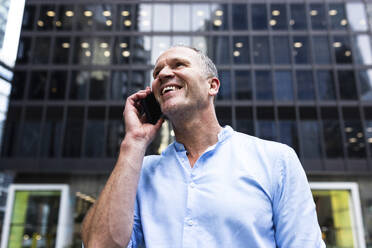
[81,46,325,248]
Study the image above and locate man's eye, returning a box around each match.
[175,62,184,67]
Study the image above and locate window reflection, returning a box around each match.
[138,4,151,31]
[63,107,84,157]
[53,37,70,64]
[73,37,92,65]
[233,36,250,64]
[338,70,357,100]
[329,3,347,30]
[273,36,290,64]
[236,107,254,135]
[1,107,21,157]
[40,107,63,157]
[29,71,47,100]
[90,71,109,100]
[232,4,248,30]
[210,36,230,65]
[257,107,276,141]
[19,107,42,157]
[300,120,322,158]
[293,36,310,64]
[313,36,331,64]
[278,107,298,153]
[317,70,336,100]
[353,35,372,65]
[153,4,170,31]
[297,70,315,100]
[76,5,94,31]
[270,4,287,30]
[22,5,36,30]
[110,71,128,100]
[69,71,88,100]
[255,70,273,100]
[192,4,209,31]
[235,70,251,100]
[33,37,51,64]
[133,36,151,65]
[364,119,372,158]
[56,5,74,31]
[16,37,31,64]
[49,71,67,100]
[343,108,366,158]
[211,4,228,30]
[193,36,208,54]
[359,70,372,101]
[217,70,231,100]
[10,71,26,100]
[113,37,130,64]
[85,107,105,157]
[91,37,111,65]
[310,4,327,30]
[117,5,132,31]
[346,2,368,31]
[173,4,190,31]
[106,107,124,157]
[253,36,270,64]
[172,36,191,47]
[321,108,343,158]
[252,4,267,30]
[274,71,293,101]
[151,36,170,65]
[132,70,150,94]
[95,5,113,31]
[37,5,55,31]
[290,4,307,30]
[333,36,352,64]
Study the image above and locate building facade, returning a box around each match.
[1,0,372,247]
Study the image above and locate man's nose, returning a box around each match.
[158,66,174,80]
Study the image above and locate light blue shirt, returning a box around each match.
[128,126,325,248]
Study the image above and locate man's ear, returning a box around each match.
[208,77,220,97]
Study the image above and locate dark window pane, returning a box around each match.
[253,36,270,64]
[255,70,272,100]
[37,5,55,31]
[70,71,88,100]
[216,107,232,127]
[133,36,152,65]
[1,107,21,157]
[290,4,307,30]
[19,107,42,157]
[211,4,228,31]
[210,36,230,65]
[236,107,254,135]
[338,70,357,100]
[252,4,267,30]
[16,37,32,64]
[364,120,372,158]
[293,36,310,64]
[217,70,231,100]
[359,70,372,101]
[10,71,26,100]
[76,5,94,31]
[273,36,290,64]
[279,120,299,153]
[84,107,105,157]
[94,5,113,31]
[232,36,249,64]
[53,37,70,64]
[106,107,124,157]
[116,5,132,31]
[91,37,112,65]
[297,70,315,100]
[235,70,251,100]
[310,4,327,30]
[333,36,352,64]
[274,71,293,101]
[29,71,47,100]
[270,4,287,30]
[232,4,248,30]
[90,71,109,100]
[257,121,277,141]
[63,107,84,157]
[300,120,322,158]
[22,5,36,30]
[73,37,92,65]
[40,107,63,157]
[322,120,343,158]
[110,71,129,100]
[49,71,67,100]
[56,5,74,31]
[313,36,331,64]
[113,37,130,64]
[131,71,149,95]
[329,3,347,30]
[317,70,336,100]
[344,121,366,158]
[33,37,51,64]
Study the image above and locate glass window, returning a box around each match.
[270,4,287,30]
[313,36,331,64]
[211,4,228,31]
[94,5,113,31]
[33,37,51,64]
[10,71,26,100]
[252,4,267,30]
[84,107,105,157]
[56,5,74,31]
[273,36,290,64]
[232,36,250,64]
[113,37,130,65]
[106,107,124,157]
[1,107,21,157]
[76,5,94,31]
[236,107,254,135]
[29,71,47,100]
[110,71,129,100]
[117,5,132,31]
[353,35,372,65]
[193,36,208,54]
[300,120,322,159]
[216,107,232,127]
[133,36,151,65]
[22,5,36,30]
[338,70,358,100]
[73,37,92,65]
[317,70,336,100]
[151,36,171,65]
[346,2,368,31]
[343,108,366,158]
[232,4,248,30]
[257,121,277,141]
[364,118,372,159]
[278,107,298,153]
[290,4,307,30]
[235,70,251,100]
[138,4,152,32]
[63,107,84,157]
[329,3,347,30]
[49,71,67,100]
[40,107,63,157]
[153,4,170,31]
[253,36,270,64]
[359,70,372,101]
[19,107,42,157]
[90,71,109,100]
[91,37,112,65]
[310,4,327,30]
[173,4,190,31]
[293,36,310,64]
[172,36,191,47]
[333,36,352,64]
[255,70,273,101]
[297,70,315,100]
[274,71,293,101]
[53,37,71,64]
[69,71,88,100]
[132,70,149,94]
[217,70,231,100]
[37,5,55,31]
[16,37,32,64]
[321,108,343,158]
[210,36,230,65]
[192,4,210,31]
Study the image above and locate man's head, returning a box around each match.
[151,46,220,119]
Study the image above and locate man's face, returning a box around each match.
[151,47,211,117]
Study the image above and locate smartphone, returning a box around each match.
[140,92,163,124]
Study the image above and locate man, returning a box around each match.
[82,46,325,248]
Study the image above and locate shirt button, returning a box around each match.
[190,182,196,188]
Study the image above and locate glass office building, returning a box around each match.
[1,0,372,247]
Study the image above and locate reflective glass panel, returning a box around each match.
[274,71,293,101]
[16,37,31,64]
[235,70,251,100]
[313,36,331,64]
[236,107,254,135]
[310,4,327,30]
[151,36,170,65]
[153,4,170,31]
[1,107,21,157]
[73,37,92,65]
[233,36,250,64]
[19,107,42,157]
[257,121,277,141]
[49,71,67,100]
[322,119,344,158]
[37,5,55,31]
[217,70,231,100]
[173,4,190,31]
[333,36,352,64]
[29,71,47,100]
[210,36,230,65]
[69,71,88,100]
[279,120,298,153]
[138,4,152,31]
[353,35,372,65]
[252,4,267,30]
[293,36,310,64]
[192,4,209,31]
[364,120,372,158]
[95,5,113,31]
[290,4,307,30]
[117,5,132,31]
[113,36,130,65]
[10,71,26,100]
[253,36,270,64]
[133,36,151,65]
[255,70,272,100]
[84,107,105,157]
[56,5,74,31]
[211,4,228,31]
[329,3,347,30]
[106,107,124,157]
[40,107,63,157]
[232,4,248,30]
[91,37,112,65]
[172,36,191,47]
[22,5,36,30]
[273,36,290,64]
[192,36,208,54]
[90,71,109,100]
[346,2,368,31]
[63,107,84,157]
[33,37,51,64]
[300,120,322,158]
[359,70,372,101]
[270,4,287,30]
[53,37,70,64]
[344,120,366,158]
[338,70,357,100]
[296,70,314,100]
[216,107,232,127]
[111,71,129,100]
[132,70,149,94]
[317,70,336,100]
[76,5,94,31]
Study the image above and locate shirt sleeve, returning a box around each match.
[126,195,145,248]
[272,146,326,248]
